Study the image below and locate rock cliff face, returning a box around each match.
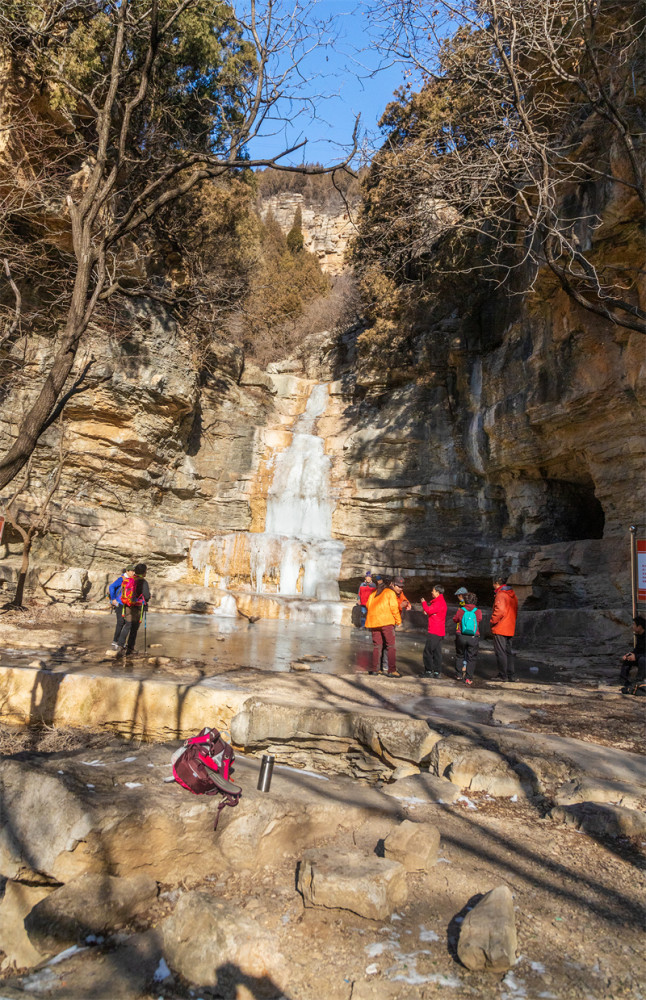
[257,193,355,275]
[0,187,643,647]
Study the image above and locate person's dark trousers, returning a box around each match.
[456,634,479,680]
[493,634,515,679]
[423,634,443,675]
[112,604,125,644]
[371,626,397,673]
[115,612,141,653]
[455,635,467,673]
[621,655,646,684]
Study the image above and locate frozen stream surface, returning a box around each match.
[14,614,559,682]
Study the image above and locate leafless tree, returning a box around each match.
[0,0,359,491]
[360,0,645,332]
[1,435,69,608]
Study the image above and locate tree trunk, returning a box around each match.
[12,536,33,608]
[0,255,92,491]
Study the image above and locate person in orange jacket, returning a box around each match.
[378,576,412,672]
[490,576,519,681]
[365,577,402,677]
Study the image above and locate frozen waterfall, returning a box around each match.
[189,381,344,616]
[253,382,343,600]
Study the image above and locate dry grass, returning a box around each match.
[0,723,117,756]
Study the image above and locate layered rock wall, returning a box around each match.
[1,189,643,644]
[257,193,356,275]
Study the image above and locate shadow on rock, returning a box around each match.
[446,892,483,963]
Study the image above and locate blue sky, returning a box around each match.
[246,2,413,166]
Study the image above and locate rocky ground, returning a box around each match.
[0,606,645,1000]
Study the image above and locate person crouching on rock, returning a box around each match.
[452,592,482,686]
[109,565,133,650]
[115,563,151,656]
[422,584,447,677]
[365,577,402,677]
[619,616,645,694]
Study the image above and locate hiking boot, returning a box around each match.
[621,685,632,695]
[465,678,473,686]
[387,670,402,678]
[507,676,517,682]
[368,670,378,675]
[496,673,507,681]
[111,642,120,651]
[432,671,440,678]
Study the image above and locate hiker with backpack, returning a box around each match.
[454,586,469,673]
[114,562,150,656]
[364,576,402,677]
[452,592,482,686]
[108,565,134,649]
[421,584,447,677]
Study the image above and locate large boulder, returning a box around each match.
[0,881,53,971]
[297,848,408,920]
[457,886,517,972]
[383,819,440,872]
[446,748,534,798]
[161,891,284,997]
[25,873,158,954]
[0,761,95,880]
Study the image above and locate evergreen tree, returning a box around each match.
[286,206,305,254]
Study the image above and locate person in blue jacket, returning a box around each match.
[109,566,133,650]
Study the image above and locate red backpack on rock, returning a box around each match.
[170,727,242,829]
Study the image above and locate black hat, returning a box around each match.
[393,576,405,587]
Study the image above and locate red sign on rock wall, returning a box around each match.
[638,539,646,604]
[0,516,4,544]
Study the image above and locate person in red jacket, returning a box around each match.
[421,584,447,677]
[452,592,483,686]
[490,576,519,681]
[356,571,375,625]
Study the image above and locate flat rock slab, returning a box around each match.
[555,777,646,811]
[0,745,402,888]
[383,819,440,872]
[25,872,158,954]
[457,885,517,972]
[381,772,460,804]
[162,891,284,996]
[551,801,646,839]
[298,848,408,920]
[491,702,531,726]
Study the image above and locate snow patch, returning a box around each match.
[153,958,171,982]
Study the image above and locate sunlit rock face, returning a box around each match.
[257,192,355,275]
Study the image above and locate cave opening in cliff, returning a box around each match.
[516,477,606,544]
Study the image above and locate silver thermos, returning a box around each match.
[257,753,275,792]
